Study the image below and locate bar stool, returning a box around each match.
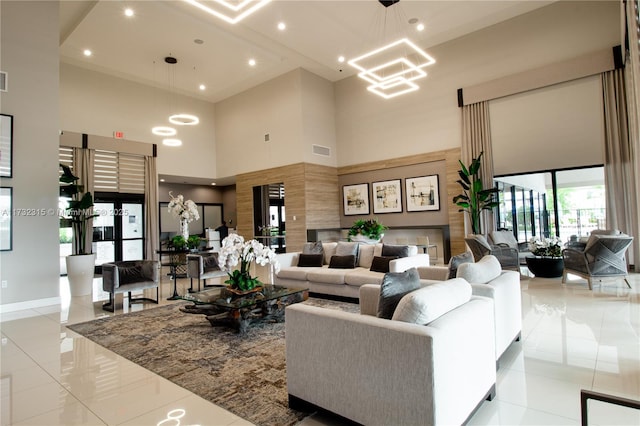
[416,236,437,261]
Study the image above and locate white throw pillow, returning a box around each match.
[358,244,376,268]
[322,242,338,265]
[456,255,501,284]
[392,278,472,325]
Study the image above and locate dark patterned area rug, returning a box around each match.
[68,298,359,426]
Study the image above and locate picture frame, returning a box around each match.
[343,183,370,216]
[0,114,13,178]
[372,179,403,214]
[406,175,440,212]
[0,187,12,251]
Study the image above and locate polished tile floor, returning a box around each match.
[1,269,638,425]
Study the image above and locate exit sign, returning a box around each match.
[113,131,124,139]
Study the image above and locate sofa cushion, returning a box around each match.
[329,255,356,269]
[297,253,324,267]
[456,255,501,284]
[306,268,348,285]
[336,242,360,259]
[118,265,143,285]
[358,244,376,268]
[203,255,219,271]
[489,230,518,249]
[303,241,324,255]
[344,268,385,286]
[381,244,410,258]
[277,267,312,281]
[370,256,399,273]
[377,268,421,319]
[392,278,472,325]
[322,242,338,265]
[448,252,474,279]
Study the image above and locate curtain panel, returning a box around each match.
[461,101,495,235]
[602,68,638,267]
[144,156,159,261]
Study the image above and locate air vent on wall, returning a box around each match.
[0,71,7,92]
[312,144,331,157]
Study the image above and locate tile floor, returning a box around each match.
[1,269,638,425]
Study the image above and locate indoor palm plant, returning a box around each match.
[60,164,98,296]
[452,152,499,234]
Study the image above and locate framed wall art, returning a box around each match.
[0,114,13,178]
[372,179,402,214]
[406,175,440,212]
[343,183,369,216]
[0,187,12,251]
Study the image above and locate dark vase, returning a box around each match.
[525,257,564,278]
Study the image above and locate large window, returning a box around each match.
[495,166,604,243]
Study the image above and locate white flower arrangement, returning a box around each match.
[217,234,280,290]
[167,192,200,223]
[528,236,563,258]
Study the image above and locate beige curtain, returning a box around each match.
[602,69,638,267]
[73,148,94,255]
[145,155,159,261]
[461,101,495,235]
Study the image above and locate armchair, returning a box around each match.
[489,229,532,264]
[562,234,633,290]
[102,260,160,312]
[186,253,227,292]
[465,234,519,271]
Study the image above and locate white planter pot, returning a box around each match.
[66,254,96,297]
[351,233,383,245]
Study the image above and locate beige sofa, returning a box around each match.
[285,278,497,425]
[275,242,430,298]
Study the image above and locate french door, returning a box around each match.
[93,193,145,270]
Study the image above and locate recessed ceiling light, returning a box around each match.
[163,139,182,147]
[417,23,425,32]
[194,39,204,45]
[199,84,206,90]
[248,58,256,67]
[277,22,286,31]
[124,8,134,17]
[338,56,345,63]
[211,182,217,186]
[83,49,92,57]
[152,126,177,136]
[160,178,166,182]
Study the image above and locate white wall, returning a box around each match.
[334,1,620,168]
[0,1,60,307]
[300,69,337,166]
[60,64,217,180]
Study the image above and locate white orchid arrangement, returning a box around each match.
[528,236,563,258]
[167,192,200,223]
[218,234,280,291]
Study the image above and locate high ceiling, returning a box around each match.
[60,0,555,104]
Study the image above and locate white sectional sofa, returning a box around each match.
[360,255,522,362]
[275,242,430,298]
[286,278,497,425]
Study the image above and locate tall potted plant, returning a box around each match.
[452,152,499,235]
[60,164,98,296]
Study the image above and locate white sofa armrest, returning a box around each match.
[359,284,381,316]
[417,265,449,281]
[389,253,430,272]
[285,298,496,426]
[275,252,299,269]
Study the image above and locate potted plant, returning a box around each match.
[452,152,499,235]
[60,164,98,296]
[525,236,564,277]
[348,218,387,243]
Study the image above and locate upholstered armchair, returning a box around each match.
[465,234,519,271]
[562,233,633,290]
[102,260,160,312]
[186,253,227,292]
[488,229,532,265]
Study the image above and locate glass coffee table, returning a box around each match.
[179,285,309,333]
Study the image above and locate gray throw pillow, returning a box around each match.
[303,241,324,255]
[329,255,356,269]
[369,256,399,273]
[297,253,324,267]
[381,244,410,258]
[448,252,474,279]
[336,241,359,257]
[377,267,421,319]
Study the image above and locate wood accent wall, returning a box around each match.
[235,163,340,253]
[338,148,466,256]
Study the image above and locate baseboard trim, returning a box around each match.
[0,297,60,314]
